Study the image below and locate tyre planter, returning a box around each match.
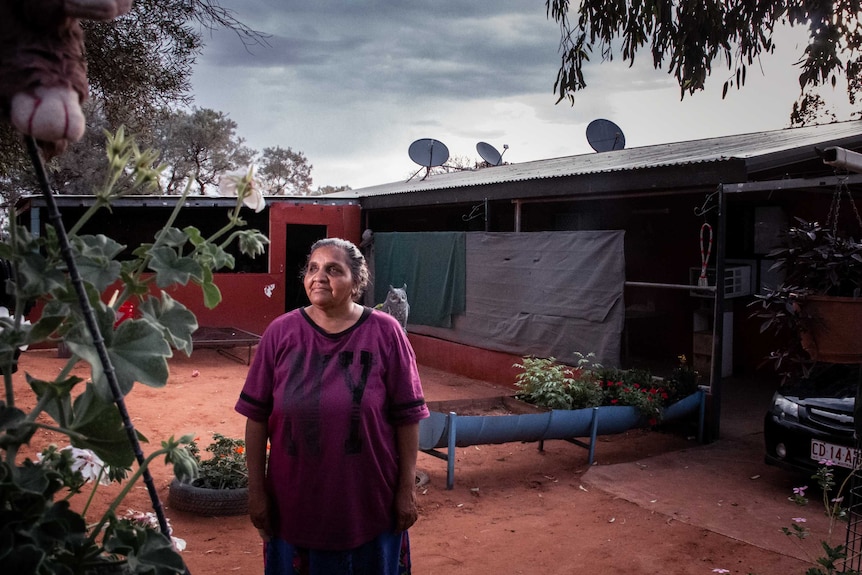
[168,479,249,516]
[799,296,862,363]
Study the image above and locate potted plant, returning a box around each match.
[750,216,862,367]
[0,130,268,574]
[168,433,250,516]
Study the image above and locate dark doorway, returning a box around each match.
[284,224,327,311]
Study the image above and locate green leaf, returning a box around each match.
[159,226,191,248]
[67,383,137,468]
[27,314,65,344]
[182,225,206,248]
[148,246,204,288]
[196,241,235,271]
[119,267,152,296]
[138,292,198,356]
[125,528,186,575]
[70,235,125,292]
[199,267,222,309]
[27,374,83,429]
[0,403,26,433]
[14,460,57,496]
[15,250,66,302]
[67,312,172,402]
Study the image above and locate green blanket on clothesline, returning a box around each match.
[373,232,466,328]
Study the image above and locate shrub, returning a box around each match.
[185,433,248,490]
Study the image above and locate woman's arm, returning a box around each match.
[245,418,271,538]
[393,422,420,532]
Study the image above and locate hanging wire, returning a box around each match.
[694,188,719,217]
[24,137,181,555]
[462,203,485,222]
[827,172,862,235]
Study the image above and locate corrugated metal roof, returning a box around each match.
[328,120,862,200]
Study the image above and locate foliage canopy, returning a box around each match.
[547,0,862,114]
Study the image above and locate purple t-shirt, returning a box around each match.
[235,307,429,550]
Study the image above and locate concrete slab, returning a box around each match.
[418,365,850,564]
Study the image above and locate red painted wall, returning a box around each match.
[268,202,362,274]
[408,333,521,389]
[178,202,362,335]
[165,273,285,336]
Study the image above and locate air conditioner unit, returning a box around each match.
[689,265,752,299]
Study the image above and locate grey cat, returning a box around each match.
[379,284,409,331]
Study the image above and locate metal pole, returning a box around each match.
[709,186,727,441]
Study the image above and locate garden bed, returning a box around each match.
[419,390,705,489]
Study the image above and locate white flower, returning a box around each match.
[0,306,31,351]
[171,536,187,552]
[218,166,265,213]
[64,446,111,485]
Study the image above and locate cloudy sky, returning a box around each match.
[190,1,857,191]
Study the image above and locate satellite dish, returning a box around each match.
[586,119,625,152]
[408,138,449,168]
[476,141,507,166]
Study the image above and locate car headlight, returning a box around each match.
[771,393,800,421]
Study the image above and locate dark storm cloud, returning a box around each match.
[198,1,562,101]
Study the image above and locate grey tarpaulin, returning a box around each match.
[398,231,626,367]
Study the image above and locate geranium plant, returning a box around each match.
[0,129,268,574]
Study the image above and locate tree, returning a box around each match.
[154,108,255,195]
[258,146,313,195]
[313,185,352,196]
[0,0,265,199]
[547,0,862,119]
[83,0,265,136]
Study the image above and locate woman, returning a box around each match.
[235,237,429,575]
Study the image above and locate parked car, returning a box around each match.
[764,364,861,477]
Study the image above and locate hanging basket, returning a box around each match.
[798,295,862,364]
[168,479,249,516]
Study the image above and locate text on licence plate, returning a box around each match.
[811,439,860,470]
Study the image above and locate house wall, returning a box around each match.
[20,199,362,341]
[152,201,361,335]
[408,333,521,388]
[363,190,815,377]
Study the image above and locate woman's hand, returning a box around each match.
[394,484,419,532]
[394,422,421,532]
[245,418,272,539]
[249,488,272,538]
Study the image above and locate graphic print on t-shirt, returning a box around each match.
[340,350,372,454]
[281,350,374,457]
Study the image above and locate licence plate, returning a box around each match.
[811,439,861,470]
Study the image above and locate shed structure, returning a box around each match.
[16,120,862,438]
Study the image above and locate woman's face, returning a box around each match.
[304,245,356,311]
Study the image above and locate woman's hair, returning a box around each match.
[303,238,370,299]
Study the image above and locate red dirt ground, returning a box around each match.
[12,348,819,575]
